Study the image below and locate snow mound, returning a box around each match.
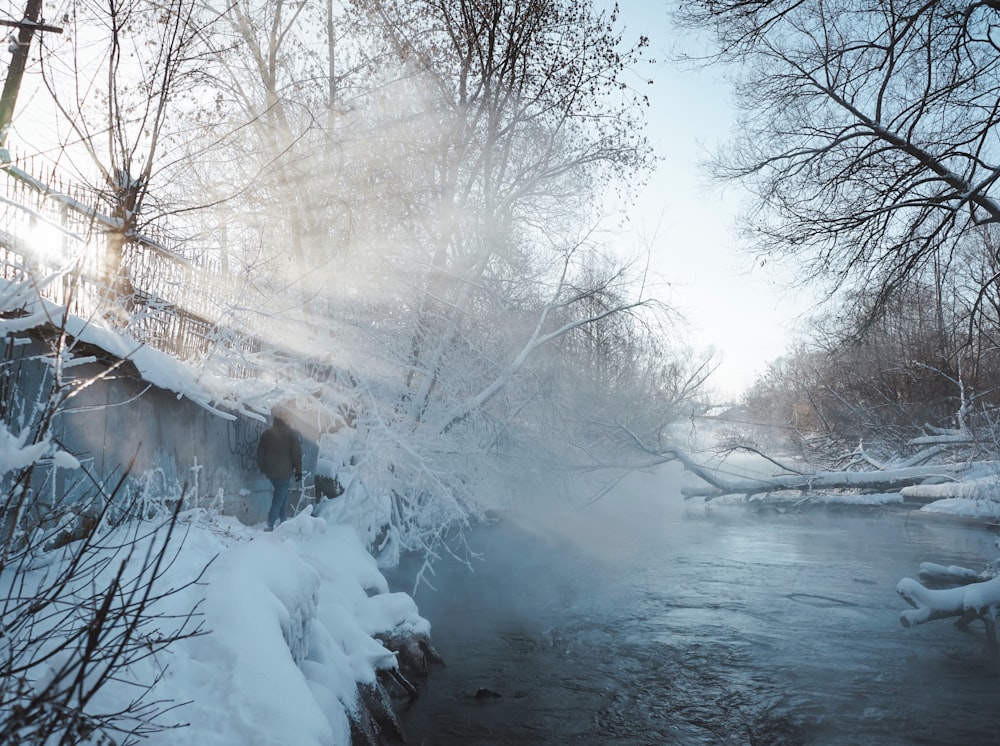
[0,278,260,418]
[897,574,1000,628]
[91,509,428,745]
[902,474,1000,519]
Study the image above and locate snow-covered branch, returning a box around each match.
[667,445,978,499]
[897,563,1000,654]
[435,295,651,434]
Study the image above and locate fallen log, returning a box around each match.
[620,435,995,502]
[667,444,978,499]
[916,562,984,589]
[897,570,1000,655]
[900,475,1000,504]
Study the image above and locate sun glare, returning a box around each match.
[27,213,78,268]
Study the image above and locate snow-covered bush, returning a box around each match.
[0,277,206,744]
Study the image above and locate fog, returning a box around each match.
[392,465,1000,745]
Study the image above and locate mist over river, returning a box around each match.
[389,465,1000,745]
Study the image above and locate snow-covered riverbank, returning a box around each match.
[84,508,429,745]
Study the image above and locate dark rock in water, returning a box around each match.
[376,631,445,679]
[474,687,502,700]
[350,680,406,745]
[352,629,444,745]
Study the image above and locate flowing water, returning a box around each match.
[390,466,1000,745]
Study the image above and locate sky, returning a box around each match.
[612,2,815,400]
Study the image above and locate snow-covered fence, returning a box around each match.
[0,152,260,369]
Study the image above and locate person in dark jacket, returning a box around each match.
[256,407,303,530]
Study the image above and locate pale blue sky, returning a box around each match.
[615,1,812,399]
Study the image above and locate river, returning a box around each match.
[389,465,1000,745]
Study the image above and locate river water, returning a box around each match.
[390,465,1000,745]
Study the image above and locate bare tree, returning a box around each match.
[349,0,655,424]
[737,230,1000,464]
[679,0,1000,328]
[37,0,217,311]
[52,0,707,559]
[188,0,354,279]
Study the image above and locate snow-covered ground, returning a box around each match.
[0,278,437,744]
[11,507,428,745]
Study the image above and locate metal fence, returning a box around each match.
[0,151,260,372]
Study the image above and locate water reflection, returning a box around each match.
[391,467,1000,745]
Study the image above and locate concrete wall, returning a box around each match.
[3,333,318,525]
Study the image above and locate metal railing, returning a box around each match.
[0,150,260,373]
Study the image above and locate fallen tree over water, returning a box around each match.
[652,442,994,503]
[652,420,1000,506]
[897,563,1000,656]
[652,428,1000,657]
[657,441,1000,657]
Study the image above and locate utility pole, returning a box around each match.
[0,0,62,149]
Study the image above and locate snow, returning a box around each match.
[0,278,441,743]
[897,574,1000,627]
[735,491,904,507]
[917,497,1000,520]
[814,492,904,506]
[0,425,52,472]
[0,277,271,419]
[316,428,354,479]
[36,509,427,745]
[900,473,1000,520]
